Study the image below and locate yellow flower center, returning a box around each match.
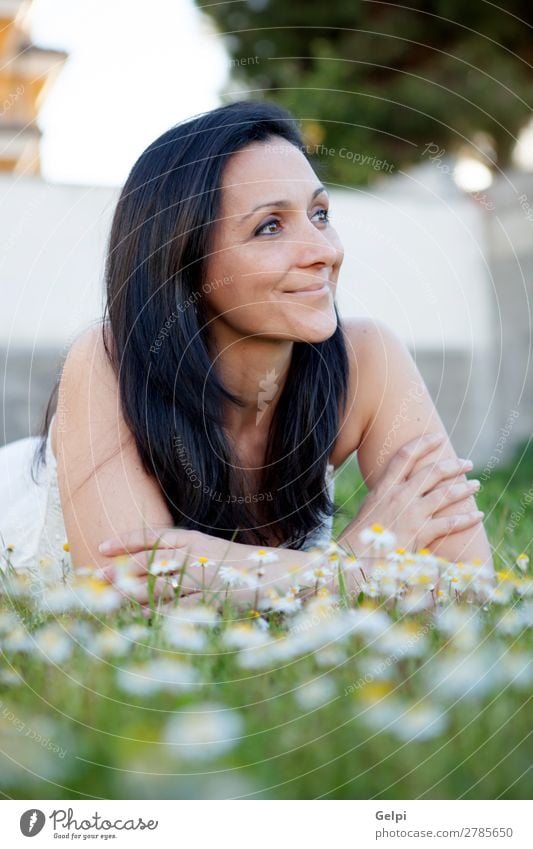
[361,681,395,701]
[84,578,109,594]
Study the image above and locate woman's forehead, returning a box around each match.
[220,142,321,210]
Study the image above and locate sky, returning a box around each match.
[29,0,229,186]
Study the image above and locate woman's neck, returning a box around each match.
[208,324,294,437]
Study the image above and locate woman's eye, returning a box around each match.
[255,218,281,236]
[254,208,330,236]
[314,207,330,223]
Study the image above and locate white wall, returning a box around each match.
[0,174,118,349]
[0,166,492,354]
[332,165,493,351]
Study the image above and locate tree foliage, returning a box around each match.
[196,0,533,185]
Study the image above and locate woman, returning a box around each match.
[1,99,491,606]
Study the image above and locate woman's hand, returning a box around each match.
[340,432,484,554]
[98,526,239,566]
[96,528,241,612]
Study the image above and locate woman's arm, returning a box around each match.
[56,324,177,572]
[97,527,365,609]
[340,318,493,567]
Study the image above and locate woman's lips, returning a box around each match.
[281,283,331,297]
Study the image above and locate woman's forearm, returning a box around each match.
[99,526,366,609]
[177,538,335,608]
[179,537,359,606]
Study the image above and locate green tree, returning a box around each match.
[196,0,533,186]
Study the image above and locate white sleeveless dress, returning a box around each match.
[0,416,335,576]
[0,414,71,579]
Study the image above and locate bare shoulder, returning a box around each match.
[330,316,395,467]
[55,322,133,482]
[62,321,115,381]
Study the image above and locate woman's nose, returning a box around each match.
[296,221,339,268]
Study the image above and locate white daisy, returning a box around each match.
[498,651,533,690]
[341,555,360,573]
[0,610,21,635]
[494,609,524,637]
[374,621,428,659]
[150,558,181,576]
[389,702,448,742]
[248,548,279,565]
[33,623,73,664]
[359,579,380,598]
[218,565,258,588]
[256,584,302,615]
[161,618,208,651]
[163,701,244,762]
[0,668,22,686]
[189,556,217,570]
[40,584,83,615]
[515,578,533,598]
[221,622,270,649]
[397,588,432,614]
[314,644,348,668]
[2,624,34,653]
[516,553,529,573]
[271,591,302,614]
[91,629,131,658]
[303,564,333,586]
[117,658,199,695]
[294,676,337,710]
[169,604,220,627]
[119,623,152,645]
[359,523,397,552]
[424,647,499,702]
[77,578,123,614]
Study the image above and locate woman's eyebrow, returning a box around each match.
[238,185,328,222]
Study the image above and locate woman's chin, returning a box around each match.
[286,306,338,342]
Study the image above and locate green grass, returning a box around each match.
[0,446,531,800]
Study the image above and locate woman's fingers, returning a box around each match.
[127,575,179,606]
[426,510,485,543]
[108,549,189,578]
[424,479,480,513]
[103,547,204,609]
[379,433,446,488]
[98,527,196,556]
[407,457,474,496]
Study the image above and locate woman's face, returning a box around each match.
[202,136,344,344]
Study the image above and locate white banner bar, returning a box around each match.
[2,799,531,847]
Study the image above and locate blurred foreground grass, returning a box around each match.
[0,444,531,800]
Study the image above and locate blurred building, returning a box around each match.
[0,0,66,174]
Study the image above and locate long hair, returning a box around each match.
[33,99,350,549]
